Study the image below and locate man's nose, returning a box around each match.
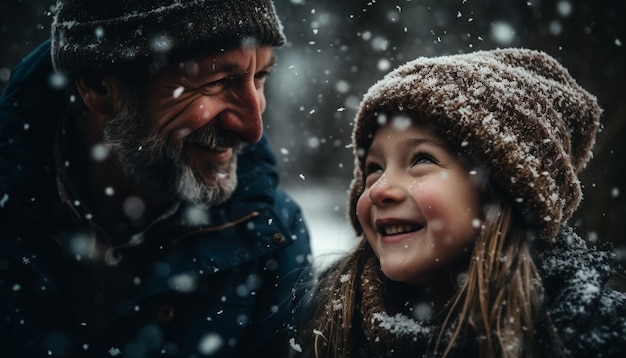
[368,174,407,206]
[218,82,264,144]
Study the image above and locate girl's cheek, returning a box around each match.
[411,185,446,229]
[355,191,373,229]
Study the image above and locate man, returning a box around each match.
[0,1,311,357]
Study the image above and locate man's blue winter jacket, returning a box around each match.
[0,41,311,357]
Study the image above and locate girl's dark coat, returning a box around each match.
[293,227,626,357]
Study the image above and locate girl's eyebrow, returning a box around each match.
[403,137,443,148]
[368,136,444,156]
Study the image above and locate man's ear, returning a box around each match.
[75,75,118,116]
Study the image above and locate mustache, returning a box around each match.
[184,125,243,150]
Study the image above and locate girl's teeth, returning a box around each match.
[384,224,417,235]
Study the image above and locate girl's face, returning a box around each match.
[356,119,483,286]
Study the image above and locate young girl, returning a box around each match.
[292,49,626,357]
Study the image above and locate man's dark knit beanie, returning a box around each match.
[349,49,601,240]
[50,0,286,78]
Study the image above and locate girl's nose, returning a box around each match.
[368,175,407,206]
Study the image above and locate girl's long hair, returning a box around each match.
[301,187,563,357]
[437,187,562,357]
[300,240,373,358]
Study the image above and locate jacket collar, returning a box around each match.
[0,40,68,229]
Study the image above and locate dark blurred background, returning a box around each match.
[2,0,625,269]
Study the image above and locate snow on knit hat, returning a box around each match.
[51,0,286,78]
[349,48,601,240]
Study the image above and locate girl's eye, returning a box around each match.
[411,152,437,166]
[364,162,383,177]
[363,163,383,186]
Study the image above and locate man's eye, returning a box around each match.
[197,77,232,94]
[254,71,270,88]
[205,77,231,87]
[255,70,270,80]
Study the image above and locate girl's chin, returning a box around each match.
[379,263,421,284]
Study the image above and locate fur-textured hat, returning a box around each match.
[51,0,286,78]
[349,48,601,240]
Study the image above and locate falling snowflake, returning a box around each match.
[198,333,223,355]
[289,338,302,352]
[0,193,8,207]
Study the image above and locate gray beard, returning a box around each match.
[102,95,242,207]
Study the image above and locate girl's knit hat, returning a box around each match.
[349,48,601,240]
[51,0,285,78]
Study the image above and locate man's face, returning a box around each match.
[104,45,276,206]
